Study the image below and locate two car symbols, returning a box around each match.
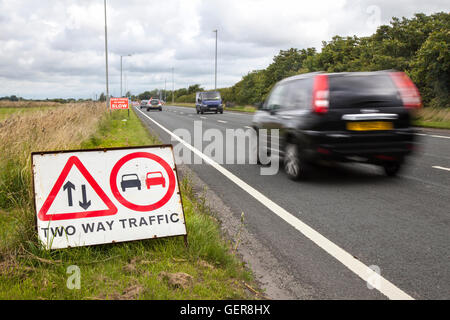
[121,171,165,192]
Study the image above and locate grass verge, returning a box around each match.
[412,107,450,129]
[0,106,59,121]
[412,120,450,129]
[0,108,24,121]
[0,106,258,299]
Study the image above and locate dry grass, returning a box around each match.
[0,100,66,109]
[413,107,450,129]
[416,107,450,122]
[0,101,107,240]
[0,101,106,163]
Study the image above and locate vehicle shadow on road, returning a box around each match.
[295,163,394,186]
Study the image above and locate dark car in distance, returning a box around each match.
[196,91,223,114]
[252,70,422,180]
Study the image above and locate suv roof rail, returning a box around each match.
[281,69,402,84]
[280,71,324,83]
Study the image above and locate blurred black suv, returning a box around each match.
[252,70,422,180]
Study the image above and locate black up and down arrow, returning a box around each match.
[63,181,91,210]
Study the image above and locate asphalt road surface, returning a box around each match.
[135,104,449,300]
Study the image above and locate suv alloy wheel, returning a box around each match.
[284,143,305,180]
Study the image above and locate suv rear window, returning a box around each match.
[329,74,400,109]
[150,100,159,105]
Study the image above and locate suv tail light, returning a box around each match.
[312,74,329,114]
[389,72,422,109]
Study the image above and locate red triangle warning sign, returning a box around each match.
[38,156,117,221]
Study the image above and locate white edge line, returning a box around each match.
[135,107,414,300]
[217,120,228,123]
[430,134,450,139]
[415,133,450,139]
[432,166,450,171]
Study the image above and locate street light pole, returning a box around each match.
[213,29,217,90]
[104,0,109,112]
[172,67,174,105]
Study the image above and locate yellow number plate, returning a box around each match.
[346,121,393,131]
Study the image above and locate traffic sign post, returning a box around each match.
[110,97,130,118]
[32,145,187,249]
[110,97,129,110]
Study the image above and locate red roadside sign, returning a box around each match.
[110,97,129,110]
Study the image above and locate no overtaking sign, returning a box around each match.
[32,145,187,249]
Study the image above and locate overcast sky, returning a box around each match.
[0,0,448,99]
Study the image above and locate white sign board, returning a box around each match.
[32,145,186,249]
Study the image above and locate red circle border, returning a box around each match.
[110,152,176,212]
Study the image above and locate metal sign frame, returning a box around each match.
[31,144,188,249]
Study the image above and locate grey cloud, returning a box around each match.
[0,0,448,98]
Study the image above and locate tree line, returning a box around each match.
[219,12,448,108]
[145,12,447,108]
[0,96,95,103]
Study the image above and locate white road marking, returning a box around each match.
[244,126,252,129]
[135,107,414,300]
[432,166,450,172]
[200,116,207,119]
[415,133,450,139]
[430,134,450,139]
[217,120,227,123]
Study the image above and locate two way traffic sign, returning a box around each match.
[32,145,186,249]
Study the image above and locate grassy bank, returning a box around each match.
[0,100,66,109]
[0,100,67,121]
[0,105,257,299]
[0,108,23,120]
[413,107,450,129]
[0,107,61,121]
[0,102,105,211]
